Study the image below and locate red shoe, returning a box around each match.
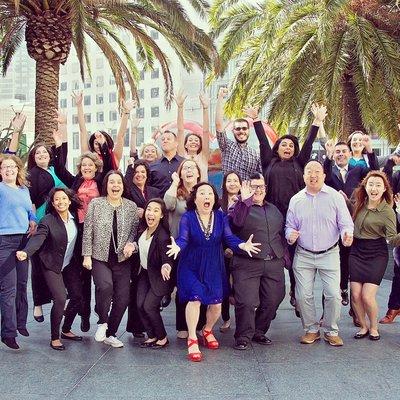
[201,328,219,349]
[187,338,202,362]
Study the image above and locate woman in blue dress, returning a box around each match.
[167,182,260,362]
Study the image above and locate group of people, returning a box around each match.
[1,87,400,362]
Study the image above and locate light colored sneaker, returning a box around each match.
[323,333,343,346]
[94,323,108,342]
[104,336,124,348]
[300,331,321,344]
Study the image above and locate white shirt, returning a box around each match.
[62,213,78,269]
[138,230,153,270]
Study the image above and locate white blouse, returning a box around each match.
[138,230,153,270]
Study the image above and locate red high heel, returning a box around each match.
[187,338,202,362]
[201,328,219,349]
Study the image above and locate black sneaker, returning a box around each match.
[2,337,20,350]
[233,340,249,350]
[18,328,29,337]
[341,290,349,306]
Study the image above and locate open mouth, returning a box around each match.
[204,201,211,209]
[111,189,121,194]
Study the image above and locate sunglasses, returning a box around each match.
[234,127,248,132]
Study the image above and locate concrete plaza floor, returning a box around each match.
[1,273,399,400]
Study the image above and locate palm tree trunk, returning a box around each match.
[34,60,60,145]
[341,73,364,140]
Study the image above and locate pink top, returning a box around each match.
[77,179,100,223]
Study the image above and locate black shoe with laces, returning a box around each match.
[233,340,249,350]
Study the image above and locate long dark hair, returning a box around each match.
[27,143,53,171]
[45,187,82,215]
[176,159,201,200]
[186,182,220,211]
[88,131,114,152]
[352,170,393,220]
[184,133,203,155]
[271,135,300,159]
[101,170,131,199]
[221,171,242,212]
[137,198,170,236]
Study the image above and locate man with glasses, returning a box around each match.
[215,88,261,180]
[229,173,286,350]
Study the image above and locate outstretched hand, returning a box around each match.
[173,89,187,108]
[243,106,259,120]
[166,237,181,260]
[311,103,328,124]
[72,91,83,106]
[239,234,261,257]
[11,113,27,132]
[240,181,255,201]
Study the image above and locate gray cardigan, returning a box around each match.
[82,197,139,262]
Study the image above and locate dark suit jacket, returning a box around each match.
[324,152,379,198]
[23,212,79,274]
[129,184,160,209]
[28,166,57,209]
[135,225,173,296]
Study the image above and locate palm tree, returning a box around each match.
[210,0,400,142]
[0,0,217,144]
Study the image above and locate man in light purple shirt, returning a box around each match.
[285,160,354,346]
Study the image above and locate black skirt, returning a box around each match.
[349,237,388,285]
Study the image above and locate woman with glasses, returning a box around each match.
[0,155,36,350]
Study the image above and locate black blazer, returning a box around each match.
[23,212,79,274]
[28,166,57,209]
[136,225,173,296]
[53,142,112,193]
[130,184,160,209]
[324,152,379,198]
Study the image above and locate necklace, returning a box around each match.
[195,210,213,240]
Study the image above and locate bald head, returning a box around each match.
[304,160,325,194]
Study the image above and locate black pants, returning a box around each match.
[339,239,350,291]
[42,263,82,340]
[136,270,166,340]
[126,270,145,334]
[288,244,296,295]
[80,266,92,319]
[31,254,52,307]
[175,292,207,331]
[388,247,400,309]
[232,256,285,342]
[92,259,131,337]
[221,256,233,322]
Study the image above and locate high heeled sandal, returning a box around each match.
[201,328,219,349]
[187,338,202,362]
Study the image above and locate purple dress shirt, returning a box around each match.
[285,184,354,252]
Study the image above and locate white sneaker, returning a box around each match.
[104,336,124,348]
[94,323,108,342]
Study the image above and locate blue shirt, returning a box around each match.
[0,182,36,235]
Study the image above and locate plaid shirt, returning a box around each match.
[217,130,262,180]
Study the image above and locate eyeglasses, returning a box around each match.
[234,127,248,132]
[250,185,267,191]
[182,165,196,171]
[1,165,18,170]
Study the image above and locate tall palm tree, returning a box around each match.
[210,0,400,142]
[0,0,217,144]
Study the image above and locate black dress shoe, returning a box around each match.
[233,340,249,350]
[369,333,380,341]
[152,339,169,349]
[140,340,156,348]
[18,328,29,337]
[80,317,90,333]
[50,342,66,351]
[61,333,83,341]
[341,290,349,306]
[252,335,272,345]
[133,332,145,339]
[34,314,44,323]
[354,331,369,339]
[2,337,19,350]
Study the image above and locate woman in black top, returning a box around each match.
[136,198,173,348]
[17,188,83,351]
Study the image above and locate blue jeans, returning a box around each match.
[0,234,28,339]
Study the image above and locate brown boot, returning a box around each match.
[379,309,400,324]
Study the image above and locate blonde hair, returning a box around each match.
[140,143,160,159]
[76,151,103,174]
[0,154,29,187]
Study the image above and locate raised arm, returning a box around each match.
[243,106,273,173]
[215,87,229,151]
[72,91,89,154]
[129,114,141,159]
[199,92,210,162]
[8,113,27,153]
[228,181,255,229]
[163,172,180,211]
[323,139,335,185]
[363,135,379,171]
[114,99,136,165]
[174,89,187,156]
[297,103,327,167]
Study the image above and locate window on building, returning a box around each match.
[84,113,91,123]
[72,132,79,150]
[96,76,104,87]
[151,87,159,98]
[138,89,144,99]
[72,115,78,125]
[110,129,117,142]
[140,70,145,80]
[151,68,159,79]
[96,94,104,105]
[60,98,67,108]
[109,92,117,103]
[97,112,104,123]
[72,80,79,90]
[109,76,116,85]
[137,127,144,146]
[84,95,91,106]
[151,106,159,118]
[136,108,144,118]
[109,111,117,121]
[151,30,159,40]
[60,82,67,91]
[84,81,92,89]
